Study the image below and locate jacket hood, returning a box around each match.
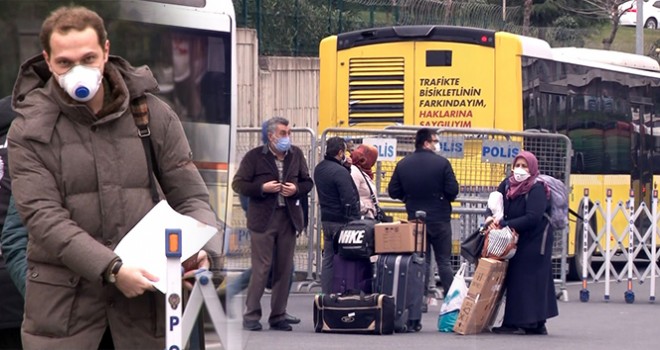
[11,54,159,142]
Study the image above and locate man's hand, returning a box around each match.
[182,250,210,290]
[281,182,298,197]
[115,265,159,298]
[263,180,282,193]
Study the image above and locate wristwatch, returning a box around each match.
[106,259,123,284]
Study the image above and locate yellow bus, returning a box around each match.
[318,25,660,279]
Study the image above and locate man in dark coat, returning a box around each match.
[0,95,23,350]
[232,116,314,332]
[388,128,459,299]
[9,7,218,348]
[313,136,360,293]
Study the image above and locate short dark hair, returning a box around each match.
[40,6,108,55]
[325,137,346,157]
[415,128,434,150]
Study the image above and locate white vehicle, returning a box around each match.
[618,0,660,29]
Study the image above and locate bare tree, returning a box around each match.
[523,0,533,36]
[555,0,630,50]
[444,0,454,24]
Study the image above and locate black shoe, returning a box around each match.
[491,326,526,335]
[284,313,301,324]
[243,320,262,331]
[269,320,293,331]
[524,325,548,335]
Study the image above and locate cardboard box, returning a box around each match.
[374,221,424,254]
[453,258,507,335]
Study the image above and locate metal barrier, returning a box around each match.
[225,127,317,284]
[577,188,660,303]
[309,127,571,300]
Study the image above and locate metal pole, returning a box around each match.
[502,0,506,22]
[636,0,644,54]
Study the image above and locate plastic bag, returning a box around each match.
[437,310,459,333]
[437,263,468,332]
[439,263,468,315]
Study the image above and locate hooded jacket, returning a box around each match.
[8,54,216,349]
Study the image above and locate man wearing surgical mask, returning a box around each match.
[388,128,459,307]
[232,116,314,331]
[8,6,220,349]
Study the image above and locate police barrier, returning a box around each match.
[577,188,660,303]
[312,127,570,301]
[225,127,317,284]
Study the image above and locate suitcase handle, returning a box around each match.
[414,210,426,256]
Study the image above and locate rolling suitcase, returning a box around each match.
[331,255,373,294]
[374,211,427,332]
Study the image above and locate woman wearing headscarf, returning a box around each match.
[489,151,559,335]
[349,144,379,218]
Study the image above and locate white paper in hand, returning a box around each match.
[114,200,217,293]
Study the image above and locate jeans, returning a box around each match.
[425,221,454,295]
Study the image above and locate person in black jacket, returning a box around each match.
[314,136,360,293]
[0,95,23,350]
[388,128,459,299]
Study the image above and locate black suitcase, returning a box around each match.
[331,255,373,294]
[313,293,395,335]
[374,211,427,333]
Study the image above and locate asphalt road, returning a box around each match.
[202,276,660,350]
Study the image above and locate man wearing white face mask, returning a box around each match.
[388,128,459,303]
[232,116,314,331]
[8,6,221,349]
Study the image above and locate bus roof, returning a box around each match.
[517,34,660,79]
[551,47,660,72]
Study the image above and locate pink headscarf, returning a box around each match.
[506,151,540,199]
[350,144,378,179]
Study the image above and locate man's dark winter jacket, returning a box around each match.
[388,148,459,222]
[232,144,314,233]
[314,155,360,223]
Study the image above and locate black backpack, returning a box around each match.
[334,218,377,261]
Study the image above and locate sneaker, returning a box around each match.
[269,320,293,331]
[284,313,301,324]
[242,320,263,331]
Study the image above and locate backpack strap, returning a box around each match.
[129,95,160,204]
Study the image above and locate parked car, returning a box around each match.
[618,0,660,29]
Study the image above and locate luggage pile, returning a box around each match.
[314,211,428,334]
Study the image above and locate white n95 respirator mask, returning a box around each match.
[513,167,530,182]
[56,65,103,102]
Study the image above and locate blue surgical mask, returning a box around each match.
[275,136,291,152]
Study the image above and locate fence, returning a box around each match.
[577,188,660,303]
[234,0,592,56]
[225,127,318,283]
[305,126,571,300]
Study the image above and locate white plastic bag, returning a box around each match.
[487,191,504,222]
[439,263,468,315]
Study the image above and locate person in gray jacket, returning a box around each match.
[8,6,218,349]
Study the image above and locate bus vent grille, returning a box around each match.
[348,57,404,125]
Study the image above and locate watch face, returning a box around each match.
[108,274,116,284]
